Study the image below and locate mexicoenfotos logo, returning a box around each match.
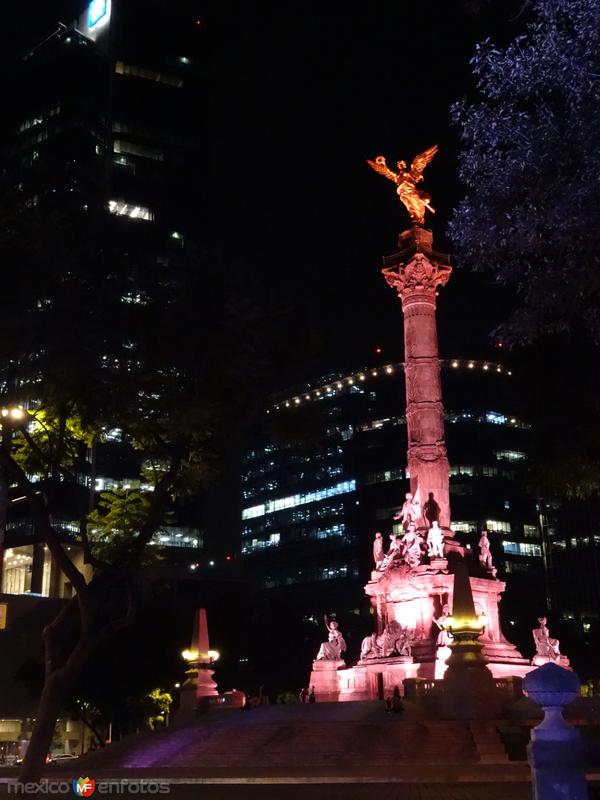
[9,778,170,794]
[72,777,96,797]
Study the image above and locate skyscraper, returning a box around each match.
[5,0,204,237]
[0,0,208,597]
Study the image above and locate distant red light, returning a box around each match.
[497,341,503,348]
[226,555,232,561]
[195,19,202,27]
[375,347,382,354]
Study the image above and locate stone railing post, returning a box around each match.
[523,662,587,800]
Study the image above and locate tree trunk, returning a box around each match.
[77,715,105,750]
[18,674,65,783]
[18,579,134,782]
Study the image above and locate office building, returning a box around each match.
[240,357,547,661]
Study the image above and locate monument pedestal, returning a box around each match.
[320,564,531,702]
[337,658,421,702]
[532,655,571,670]
[310,660,346,702]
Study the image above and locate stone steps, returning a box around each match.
[130,720,480,769]
[71,708,505,773]
[469,722,509,764]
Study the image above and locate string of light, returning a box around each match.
[269,359,512,413]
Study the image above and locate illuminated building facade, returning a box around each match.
[241,358,546,655]
[4,0,204,234]
[0,0,207,597]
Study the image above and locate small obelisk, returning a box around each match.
[179,608,219,715]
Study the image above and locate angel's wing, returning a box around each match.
[367,155,398,182]
[410,145,438,177]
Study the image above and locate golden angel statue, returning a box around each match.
[367,145,438,225]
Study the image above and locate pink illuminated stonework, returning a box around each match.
[382,227,451,530]
[309,225,532,702]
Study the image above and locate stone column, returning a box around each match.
[382,226,452,529]
[523,663,587,800]
[30,543,45,595]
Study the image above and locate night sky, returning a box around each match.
[3,1,526,384]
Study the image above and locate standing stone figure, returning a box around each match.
[478,530,493,570]
[402,523,423,569]
[434,603,453,647]
[316,616,347,661]
[533,617,561,663]
[373,532,384,568]
[396,489,422,532]
[427,520,445,559]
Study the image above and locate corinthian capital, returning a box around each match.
[382,254,452,302]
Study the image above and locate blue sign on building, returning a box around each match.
[89,0,108,29]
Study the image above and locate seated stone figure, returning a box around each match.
[532,617,561,662]
[316,617,347,661]
[378,534,404,572]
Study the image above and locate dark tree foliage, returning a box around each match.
[450,0,600,343]
[0,190,267,780]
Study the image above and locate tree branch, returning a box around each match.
[130,453,183,559]
[18,424,76,485]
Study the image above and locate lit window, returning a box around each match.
[121,291,148,305]
[113,139,165,162]
[242,504,265,520]
[523,525,539,539]
[103,428,122,442]
[108,200,153,221]
[551,540,567,550]
[452,521,477,533]
[480,466,499,477]
[241,480,356,520]
[494,450,527,462]
[115,61,183,88]
[486,411,507,425]
[487,520,511,533]
[450,465,474,477]
[501,540,542,557]
[364,468,403,486]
